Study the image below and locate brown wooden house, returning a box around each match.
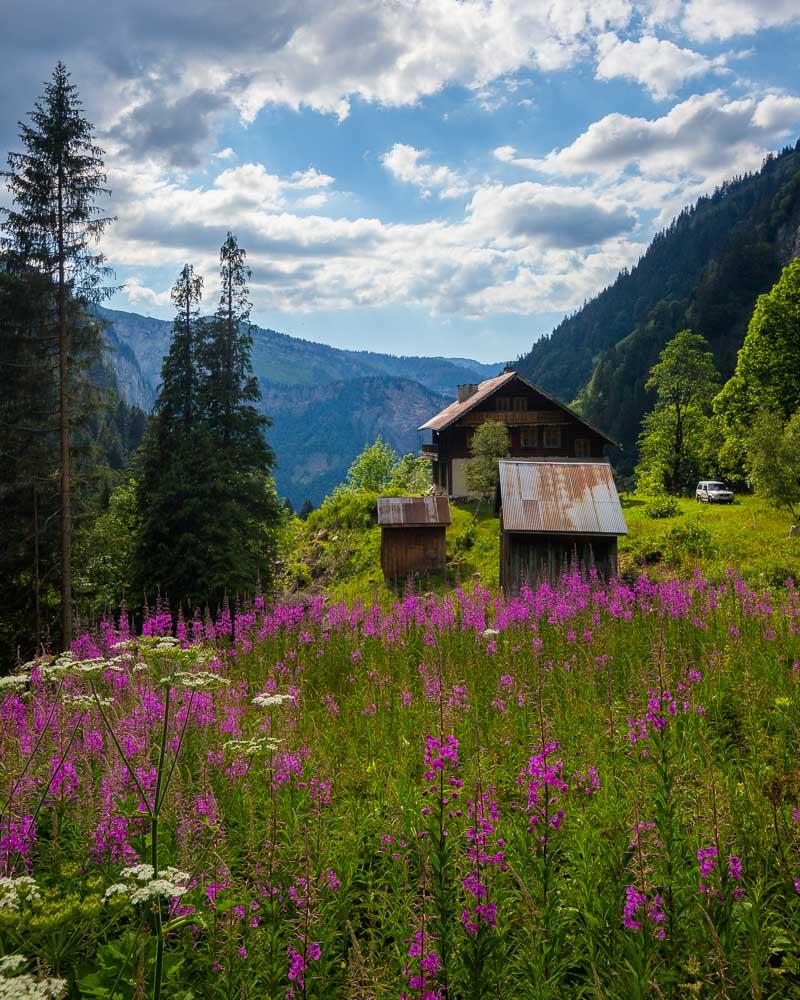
[418,368,618,498]
[497,460,627,589]
[378,496,451,583]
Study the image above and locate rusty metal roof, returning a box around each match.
[498,460,627,536]
[417,370,619,445]
[377,495,452,526]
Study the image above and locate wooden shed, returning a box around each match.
[377,496,451,582]
[496,460,627,590]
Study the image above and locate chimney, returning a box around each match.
[503,364,515,374]
[457,384,479,403]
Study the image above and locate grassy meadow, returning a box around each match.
[3,573,800,997]
[283,491,800,605]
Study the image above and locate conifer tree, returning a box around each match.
[135,245,280,610]
[1,63,113,646]
[135,265,208,606]
[198,233,279,600]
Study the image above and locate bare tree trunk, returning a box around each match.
[57,167,72,647]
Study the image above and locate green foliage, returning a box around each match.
[745,409,800,518]
[465,422,510,497]
[643,493,679,519]
[389,453,432,494]
[135,244,281,611]
[344,436,398,493]
[636,330,720,494]
[716,260,800,472]
[75,479,140,615]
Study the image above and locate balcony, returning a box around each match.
[421,443,438,460]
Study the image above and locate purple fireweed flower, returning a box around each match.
[623,886,665,938]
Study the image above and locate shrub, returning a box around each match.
[643,494,679,519]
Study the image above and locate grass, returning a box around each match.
[619,494,800,586]
[284,490,800,606]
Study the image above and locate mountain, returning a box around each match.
[99,306,499,403]
[516,140,800,469]
[263,377,448,504]
[99,306,500,505]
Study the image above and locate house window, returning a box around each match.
[543,426,562,449]
[520,427,537,448]
[512,396,527,411]
[575,437,592,457]
[496,397,512,412]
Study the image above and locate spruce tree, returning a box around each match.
[199,233,279,600]
[135,265,208,607]
[1,63,113,646]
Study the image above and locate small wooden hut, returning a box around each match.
[378,496,451,582]
[497,460,627,589]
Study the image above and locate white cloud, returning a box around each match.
[101,154,647,324]
[381,144,470,200]
[213,147,236,161]
[499,91,800,182]
[680,0,800,42]
[595,33,721,100]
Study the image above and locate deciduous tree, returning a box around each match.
[465,421,510,501]
[636,330,720,494]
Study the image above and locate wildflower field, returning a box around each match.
[3,572,800,998]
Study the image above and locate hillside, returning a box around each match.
[99,306,499,402]
[516,140,800,467]
[263,376,447,504]
[99,307,497,505]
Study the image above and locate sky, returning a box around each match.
[1,1,800,363]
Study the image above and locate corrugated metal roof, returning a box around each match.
[418,372,515,431]
[417,370,619,446]
[498,460,627,536]
[377,496,452,526]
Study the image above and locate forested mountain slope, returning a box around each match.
[516,141,800,468]
[262,376,447,504]
[100,307,492,505]
[100,306,499,403]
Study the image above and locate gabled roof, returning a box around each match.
[418,371,516,432]
[498,460,627,536]
[417,370,620,447]
[377,495,451,526]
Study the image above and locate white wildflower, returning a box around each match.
[120,863,154,882]
[223,737,280,757]
[252,693,293,709]
[0,958,26,974]
[111,864,190,905]
[168,671,230,691]
[0,675,30,691]
[0,877,41,911]
[482,628,500,638]
[130,879,188,904]
[103,883,129,899]
[0,961,68,998]
[63,693,112,711]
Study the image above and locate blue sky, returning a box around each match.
[2,0,800,362]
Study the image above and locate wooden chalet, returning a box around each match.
[497,460,627,589]
[377,496,451,583]
[418,368,617,498]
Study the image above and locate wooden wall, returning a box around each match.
[501,532,618,590]
[381,526,447,581]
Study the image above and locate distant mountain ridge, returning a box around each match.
[98,306,501,505]
[516,140,800,469]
